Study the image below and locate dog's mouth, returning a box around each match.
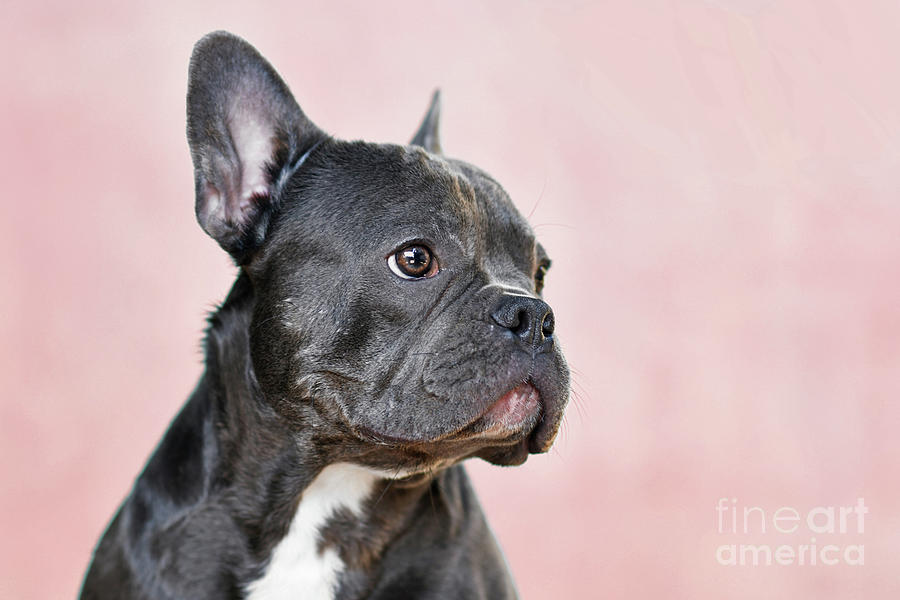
[344,372,566,471]
[350,382,545,449]
[467,378,569,461]
[475,382,542,440]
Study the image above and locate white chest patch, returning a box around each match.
[245,463,379,600]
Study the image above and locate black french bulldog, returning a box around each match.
[81,31,569,600]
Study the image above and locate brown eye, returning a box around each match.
[388,244,438,279]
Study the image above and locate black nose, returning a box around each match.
[491,294,555,350]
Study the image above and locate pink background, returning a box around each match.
[2,1,899,598]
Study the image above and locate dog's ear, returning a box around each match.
[187,31,325,261]
[409,90,442,154]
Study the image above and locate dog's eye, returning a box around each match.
[535,260,550,294]
[388,244,439,280]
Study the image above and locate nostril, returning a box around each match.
[511,307,530,336]
[492,302,531,334]
[541,311,554,337]
[491,294,554,348]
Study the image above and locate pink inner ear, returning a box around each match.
[228,104,274,217]
[202,181,223,216]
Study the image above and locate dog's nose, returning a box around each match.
[490,294,554,351]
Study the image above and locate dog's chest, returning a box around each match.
[245,463,378,600]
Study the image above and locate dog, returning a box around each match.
[80,31,569,600]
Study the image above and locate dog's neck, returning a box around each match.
[154,271,441,589]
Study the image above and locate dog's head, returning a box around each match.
[187,32,569,470]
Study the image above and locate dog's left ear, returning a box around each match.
[186,31,325,262]
[410,90,442,154]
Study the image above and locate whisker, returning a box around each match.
[569,389,588,425]
[532,222,577,231]
[372,471,398,509]
[427,465,438,516]
[527,175,549,220]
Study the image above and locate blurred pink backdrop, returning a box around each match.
[2,1,900,598]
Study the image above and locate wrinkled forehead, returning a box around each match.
[271,142,536,260]
[444,157,536,261]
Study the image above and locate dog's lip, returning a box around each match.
[350,383,544,448]
[477,383,542,439]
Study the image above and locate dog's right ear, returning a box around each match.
[187,31,325,262]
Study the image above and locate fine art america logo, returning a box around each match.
[715,498,867,566]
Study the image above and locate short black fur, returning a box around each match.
[81,31,569,599]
